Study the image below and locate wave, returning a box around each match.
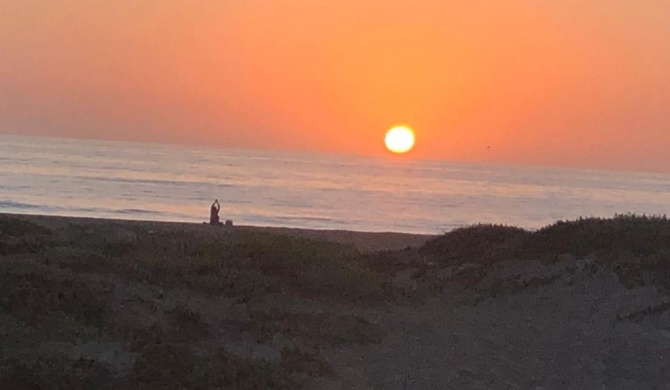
[0,200,41,210]
[279,215,340,223]
[1,200,162,218]
[116,208,161,215]
[1,200,100,215]
[3,206,199,224]
[242,214,348,228]
[74,175,236,189]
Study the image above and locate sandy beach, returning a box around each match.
[2,213,670,389]
[6,214,434,253]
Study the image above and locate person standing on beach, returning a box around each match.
[209,199,222,226]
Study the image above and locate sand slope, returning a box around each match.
[307,258,670,389]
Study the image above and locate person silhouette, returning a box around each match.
[209,199,222,226]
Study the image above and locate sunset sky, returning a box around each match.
[1,1,669,172]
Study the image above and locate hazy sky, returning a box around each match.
[1,1,669,172]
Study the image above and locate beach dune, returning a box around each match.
[2,213,670,389]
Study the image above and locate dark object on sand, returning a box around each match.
[209,200,223,226]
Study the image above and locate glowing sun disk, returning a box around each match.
[385,126,415,154]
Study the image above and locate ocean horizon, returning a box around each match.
[2,134,670,235]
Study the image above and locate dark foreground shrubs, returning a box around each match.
[110,230,384,301]
[531,214,670,259]
[280,346,333,377]
[133,343,296,390]
[0,217,52,238]
[0,262,110,328]
[0,217,53,255]
[422,215,670,266]
[165,304,210,342]
[0,355,114,390]
[419,215,670,291]
[0,214,385,302]
[420,224,528,267]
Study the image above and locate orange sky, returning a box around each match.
[1,1,669,172]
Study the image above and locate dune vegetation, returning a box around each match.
[413,214,670,291]
[0,216,384,389]
[2,213,670,388]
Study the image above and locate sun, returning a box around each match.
[385,126,416,154]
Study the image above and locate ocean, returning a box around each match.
[2,134,670,234]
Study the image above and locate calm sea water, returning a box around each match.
[2,134,670,234]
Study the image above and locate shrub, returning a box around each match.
[421,215,670,266]
[0,216,52,237]
[106,230,383,301]
[416,215,670,292]
[0,355,114,390]
[0,216,53,255]
[280,346,333,377]
[0,263,110,329]
[165,304,210,341]
[133,343,296,390]
[420,224,528,267]
[529,215,670,258]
